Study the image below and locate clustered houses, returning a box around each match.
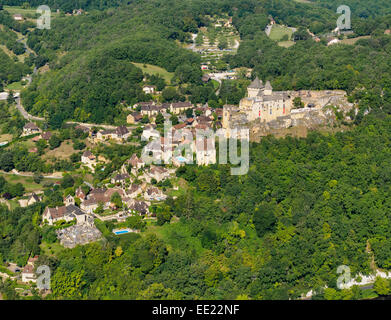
[121,154,145,176]
[128,101,195,124]
[134,101,221,166]
[80,187,125,213]
[143,126,217,166]
[96,125,130,142]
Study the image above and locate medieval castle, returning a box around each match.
[222,77,352,139]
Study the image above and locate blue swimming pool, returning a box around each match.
[176,156,187,162]
[113,229,130,235]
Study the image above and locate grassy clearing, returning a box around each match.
[0,44,16,59]
[340,35,371,45]
[40,241,65,257]
[42,140,79,161]
[132,63,174,84]
[4,6,37,16]
[167,177,189,197]
[145,220,204,254]
[0,134,13,143]
[1,173,50,192]
[278,40,295,48]
[269,24,293,41]
[4,5,60,19]
[6,81,25,91]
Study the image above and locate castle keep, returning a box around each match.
[240,77,292,122]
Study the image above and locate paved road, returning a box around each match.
[16,99,133,131]
[16,37,35,56]
[66,121,119,130]
[15,97,44,121]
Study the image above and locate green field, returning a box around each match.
[340,35,371,45]
[269,24,294,41]
[132,63,174,84]
[1,173,53,192]
[4,5,37,16]
[6,81,25,91]
[40,241,65,257]
[4,5,60,18]
[278,40,296,48]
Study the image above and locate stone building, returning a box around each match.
[239,77,292,122]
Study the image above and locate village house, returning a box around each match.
[133,101,155,109]
[75,186,87,200]
[173,123,188,130]
[96,129,112,141]
[128,199,150,215]
[143,85,157,95]
[21,256,38,283]
[194,115,213,126]
[122,153,146,175]
[144,186,166,201]
[13,14,23,21]
[23,122,41,136]
[81,150,97,170]
[141,124,160,140]
[143,139,173,164]
[126,184,142,198]
[144,165,170,183]
[81,188,125,214]
[127,112,142,124]
[196,138,216,165]
[115,125,130,140]
[40,131,52,141]
[18,193,42,207]
[130,154,145,170]
[42,204,87,225]
[111,173,130,185]
[97,126,130,142]
[186,118,195,126]
[170,102,193,115]
[80,198,100,214]
[64,194,75,206]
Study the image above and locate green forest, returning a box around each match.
[3,115,391,299]
[13,0,391,125]
[2,0,391,301]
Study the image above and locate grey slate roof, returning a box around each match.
[248,76,263,89]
